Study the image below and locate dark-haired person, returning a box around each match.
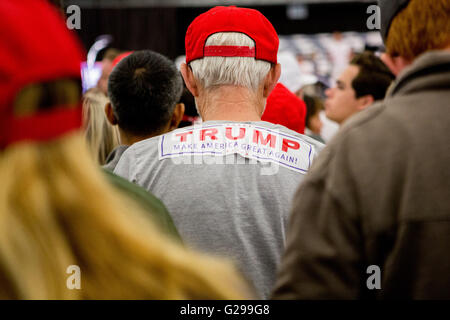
[273,0,450,299]
[303,94,325,144]
[324,51,394,125]
[103,50,185,171]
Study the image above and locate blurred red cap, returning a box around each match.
[112,51,134,69]
[0,0,85,148]
[262,83,306,134]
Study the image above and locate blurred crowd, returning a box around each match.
[0,0,449,299]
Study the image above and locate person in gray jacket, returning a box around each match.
[273,0,450,299]
[114,6,324,299]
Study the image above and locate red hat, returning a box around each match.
[262,83,306,134]
[0,0,85,148]
[112,51,134,69]
[185,6,278,64]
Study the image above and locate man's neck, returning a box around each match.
[197,85,264,122]
[119,130,157,146]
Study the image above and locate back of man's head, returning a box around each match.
[350,51,395,101]
[189,33,272,92]
[185,6,279,93]
[379,0,450,74]
[108,50,183,137]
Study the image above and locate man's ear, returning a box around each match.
[105,102,118,125]
[357,95,375,110]
[180,63,199,97]
[381,53,411,77]
[169,103,185,131]
[263,63,281,98]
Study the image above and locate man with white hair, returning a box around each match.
[114,6,323,299]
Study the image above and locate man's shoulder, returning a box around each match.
[127,121,323,150]
[258,121,325,151]
[129,135,160,151]
[304,103,381,170]
[117,121,325,177]
[162,121,323,173]
[337,101,388,137]
[102,169,182,241]
[120,135,161,162]
[336,95,421,144]
[114,136,161,177]
[306,99,409,183]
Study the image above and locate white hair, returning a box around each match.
[189,33,272,91]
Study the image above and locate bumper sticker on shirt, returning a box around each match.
[158,124,314,174]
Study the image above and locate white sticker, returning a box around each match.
[158,124,314,174]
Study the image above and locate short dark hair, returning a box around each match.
[303,94,324,128]
[108,50,183,136]
[350,51,395,101]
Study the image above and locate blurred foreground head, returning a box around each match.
[181,6,281,121]
[0,0,250,299]
[379,0,450,75]
[0,0,84,148]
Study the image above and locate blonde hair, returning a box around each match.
[82,88,120,165]
[0,133,251,299]
[189,32,271,91]
[386,0,450,60]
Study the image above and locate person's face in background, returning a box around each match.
[332,31,343,42]
[324,65,361,124]
[308,112,323,135]
[97,59,114,96]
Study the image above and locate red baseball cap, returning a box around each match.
[185,6,279,64]
[112,51,134,69]
[0,0,85,148]
[262,83,306,134]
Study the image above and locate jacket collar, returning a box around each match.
[387,50,450,97]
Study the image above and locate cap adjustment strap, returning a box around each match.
[204,45,255,58]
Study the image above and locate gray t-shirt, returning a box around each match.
[114,120,324,299]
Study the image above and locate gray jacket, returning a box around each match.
[273,51,450,299]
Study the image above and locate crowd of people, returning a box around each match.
[0,0,449,299]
